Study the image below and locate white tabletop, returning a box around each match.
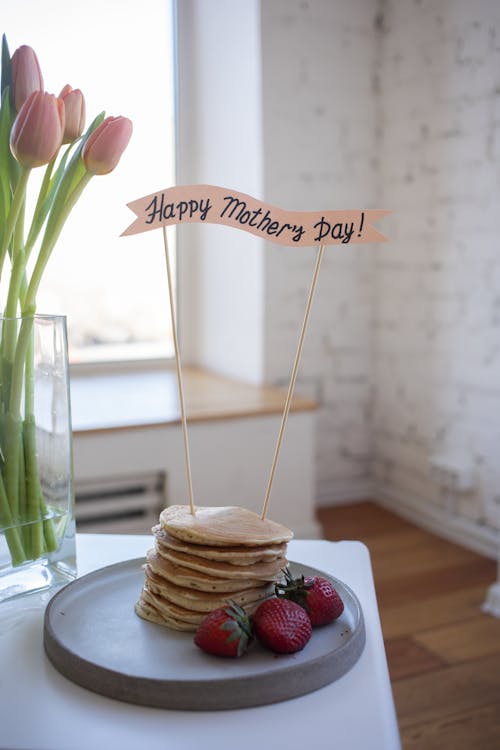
[0,535,401,750]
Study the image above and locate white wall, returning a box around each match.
[373,0,500,552]
[176,0,500,555]
[177,0,380,502]
[260,1,379,505]
[176,0,265,383]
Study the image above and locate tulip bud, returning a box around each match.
[10,91,65,168]
[59,84,85,143]
[82,115,132,175]
[11,44,44,112]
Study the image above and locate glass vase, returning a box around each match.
[0,314,76,602]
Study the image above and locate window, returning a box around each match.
[3,0,175,363]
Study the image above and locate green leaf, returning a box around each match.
[24,144,76,256]
[22,110,105,313]
[0,175,7,251]
[0,86,13,212]
[8,140,20,193]
[0,85,14,275]
[24,160,56,255]
[66,110,105,194]
[1,34,12,98]
[45,111,105,232]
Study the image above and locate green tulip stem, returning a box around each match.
[18,429,30,550]
[3,410,22,523]
[23,333,45,559]
[0,52,125,574]
[23,413,44,559]
[1,171,93,563]
[2,314,32,538]
[1,166,92,568]
[0,470,26,565]
[1,246,26,405]
[22,171,92,316]
[0,166,29,291]
[1,167,29,397]
[22,325,57,556]
[24,158,55,261]
[4,246,25,318]
[0,83,120,574]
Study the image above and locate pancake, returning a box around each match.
[146,549,267,593]
[135,593,198,632]
[136,505,294,632]
[138,585,265,632]
[134,595,165,624]
[142,585,205,625]
[153,526,287,564]
[155,544,287,580]
[160,505,293,547]
[144,565,273,612]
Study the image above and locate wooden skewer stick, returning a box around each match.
[261,243,326,520]
[162,225,195,516]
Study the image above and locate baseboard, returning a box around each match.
[482,582,500,619]
[315,477,374,508]
[376,484,500,560]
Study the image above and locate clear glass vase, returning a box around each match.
[0,314,76,602]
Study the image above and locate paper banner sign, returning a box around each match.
[122,184,389,247]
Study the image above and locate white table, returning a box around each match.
[0,535,401,750]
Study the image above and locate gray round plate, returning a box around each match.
[44,558,365,710]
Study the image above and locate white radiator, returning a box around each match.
[74,472,166,534]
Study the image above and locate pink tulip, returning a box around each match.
[59,84,86,143]
[11,45,44,112]
[10,91,65,168]
[82,116,132,175]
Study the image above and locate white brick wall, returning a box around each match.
[177,0,500,553]
[261,0,500,550]
[261,0,379,504]
[375,0,500,544]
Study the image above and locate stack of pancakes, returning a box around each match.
[135,505,293,631]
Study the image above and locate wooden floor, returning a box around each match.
[317,501,500,750]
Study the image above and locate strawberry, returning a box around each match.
[194,601,253,657]
[253,597,312,654]
[275,569,344,627]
